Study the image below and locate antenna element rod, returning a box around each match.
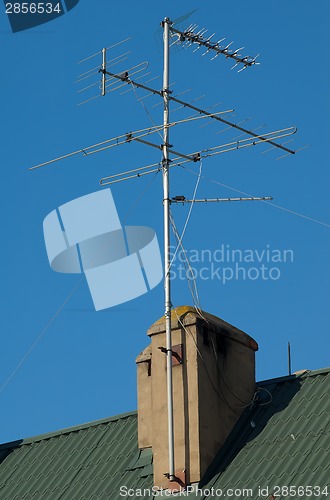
[101,48,107,96]
[162,18,175,482]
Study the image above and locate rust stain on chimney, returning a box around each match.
[171,344,184,366]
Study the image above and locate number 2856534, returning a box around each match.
[5,3,62,14]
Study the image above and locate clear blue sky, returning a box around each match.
[1,1,329,444]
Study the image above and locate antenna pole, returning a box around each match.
[162,17,175,482]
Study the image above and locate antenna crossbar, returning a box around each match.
[100,67,163,95]
[100,68,296,155]
[99,126,297,186]
[100,165,161,185]
[169,95,296,154]
[133,136,200,162]
[28,112,231,171]
[201,127,296,157]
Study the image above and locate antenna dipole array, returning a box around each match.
[170,24,260,71]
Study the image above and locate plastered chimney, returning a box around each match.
[136,306,258,490]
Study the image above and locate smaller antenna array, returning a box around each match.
[171,196,273,204]
[75,37,151,106]
[170,24,260,71]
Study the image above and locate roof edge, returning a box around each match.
[0,410,137,450]
[1,367,328,451]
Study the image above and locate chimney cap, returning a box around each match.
[147,305,258,351]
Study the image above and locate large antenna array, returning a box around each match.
[29,16,300,487]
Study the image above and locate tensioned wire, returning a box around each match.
[129,76,208,322]
[123,85,209,322]
[168,160,203,272]
[7,160,325,394]
[170,212,201,310]
[181,165,330,229]
[168,159,213,324]
[170,213,208,324]
[172,306,273,410]
[0,171,161,395]
[0,281,82,394]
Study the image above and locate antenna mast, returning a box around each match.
[162,17,175,482]
[29,15,300,486]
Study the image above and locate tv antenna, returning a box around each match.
[29,16,299,485]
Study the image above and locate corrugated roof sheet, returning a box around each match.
[0,412,153,499]
[0,368,329,499]
[193,367,330,499]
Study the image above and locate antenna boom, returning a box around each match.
[101,67,296,155]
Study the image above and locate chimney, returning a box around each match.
[136,306,258,490]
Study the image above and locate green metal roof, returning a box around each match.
[194,367,330,499]
[0,368,329,499]
[0,412,153,499]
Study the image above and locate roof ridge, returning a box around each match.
[257,366,330,386]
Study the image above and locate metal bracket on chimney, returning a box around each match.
[158,344,184,366]
[172,344,184,365]
[164,469,187,490]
